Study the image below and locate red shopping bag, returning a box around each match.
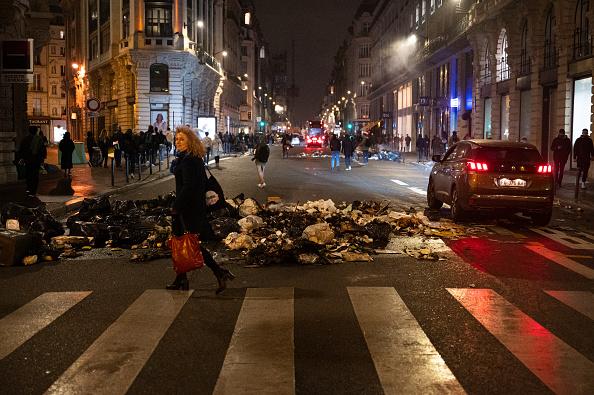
[168,233,204,273]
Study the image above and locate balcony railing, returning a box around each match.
[543,41,558,70]
[496,56,510,81]
[573,28,592,60]
[519,52,531,76]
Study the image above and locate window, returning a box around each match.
[51,85,57,95]
[483,98,492,139]
[100,0,110,24]
[32,74,41,91]
[359,63,371,77]
[51,65,57,74]
[496,29,509,81]
[89,34,98,60]
[359,104,370,119]
[574,0,591,59]
[33,98,42,115]
[50,45,56,55]
[150,63,169,92]
[359,44,370,58]
[431,0,436,13]
[520,21,530,75]
[145,0,173,37]
[415,3,420,24]
[61,65,65,76]
[481,42,491,84]
[88,0,98,33]
[100,24,110,54]
[186,0,193,40]
[544,7,557,69]
[52,107,58,117]
[363,22,370,34]
[122,0,130,39]
[244,12,251,25]
[60,30,64,39]
[60,47,65,56]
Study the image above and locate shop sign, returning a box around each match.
[1,73,32,83]
[106,99,118,108]
[86,97,101,112]
[29,118,49,125]
[419,96,430,106]
[382,112,392,119]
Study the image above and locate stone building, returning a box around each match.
[27,17,68,143]
[326,0,593,169]
[61,0,260,140]
[0,0,56,184]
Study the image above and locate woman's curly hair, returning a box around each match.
[176,125,205,158]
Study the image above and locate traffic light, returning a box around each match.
[347,122,353,130]
[259,120,266,128]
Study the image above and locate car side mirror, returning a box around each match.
[432,154,442,163]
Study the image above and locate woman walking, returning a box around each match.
[167,126,235,293]
[58,131,75,176]
[212,132,223,169]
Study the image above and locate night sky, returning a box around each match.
[252,0,361,126]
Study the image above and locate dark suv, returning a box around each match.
[427,140,554,225]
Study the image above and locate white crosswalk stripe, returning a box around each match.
[391,179,409,186]
[0,291,91,360]
[448,288,594,395]
[213,287,295,395]
[46,289,192,395]
[348,287,464,394]
[544,290,594,320]
[525,242,594,279]
[1,287,593,393]
[530,227,594,250]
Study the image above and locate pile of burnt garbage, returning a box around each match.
[0,193,471,267]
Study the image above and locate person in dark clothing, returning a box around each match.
[252,137,270,188]
[330,134,342,170]
[342,134,355,171]
[167,126,234,293]
[550,129,572,187]
[122,129,137,179]
[416,133,424,162]
[58,131,75,176]
[281,133,291,159]
[98,129,110,168]
[86,131,96,165]
[112,127,123,167]
[574,129,594,189]
[18,126,44,195]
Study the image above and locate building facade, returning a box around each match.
[61,0,279,142]
[325,0,593,170]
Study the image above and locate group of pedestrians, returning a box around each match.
[327,133,364,171]
[551,128,594,189]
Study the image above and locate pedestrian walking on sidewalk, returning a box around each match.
[113,127,123,167]
[18,126,44,196]
[574,129,594,189]
[342,134,355,171]
[167,126,235,294]
[253,137,270,188]
[361,133,370,165]
[212,133,223,169]
[98,129,110,168]
[330,134,342,170]
[202,131,213,165]
[405,134,411,152]
[551,129,572,188]
[58,131,75,177]
[123,129,138,179]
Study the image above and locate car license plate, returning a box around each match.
[498,178,527,187]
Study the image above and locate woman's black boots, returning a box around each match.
[215,269,235,294]
[166,273,189,290]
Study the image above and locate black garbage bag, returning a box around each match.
[364,220,393,248]
[69,221,110,247]
[210,217,240,239]
[76,196,112,221]
[1,203,64,241]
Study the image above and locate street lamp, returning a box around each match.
[196,20,204,28]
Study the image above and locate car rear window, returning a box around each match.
[471,147,542,163]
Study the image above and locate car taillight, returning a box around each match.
[537,164,552,174]
[467,161,489,171]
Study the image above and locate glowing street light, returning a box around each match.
[197,20,204,28]
[71,63,79,70]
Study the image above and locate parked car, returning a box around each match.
[427,140,554,225]
[291,134,302,146]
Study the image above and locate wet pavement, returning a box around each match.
[1,144,593,394]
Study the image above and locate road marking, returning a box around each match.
[391,179,409,186]
[565,255,593,259]
[530,227,594,250]
[46,290,192,395]
[448,288,594,395]
[544,291,594,320]
[0,292,91,360]
[408,187,427,196]
[348,287,464,394]
[525,243,594,279]
[213,288,294,395]
[490,226,527,239]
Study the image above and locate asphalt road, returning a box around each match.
[1,145,593,395]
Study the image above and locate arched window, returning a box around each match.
[150,63,169,92]
[544,7,557,69]
[574,0,591,58]
[496,29,509,81]
[520,21,530,75]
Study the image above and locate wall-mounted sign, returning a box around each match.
[1,39,33,73]
[419,96,430,106]
[382,112,392,119]
[29,118,49,125]
[86,98,101,111]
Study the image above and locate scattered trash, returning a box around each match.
[302,222,335,245]
[6,219,20,231]
[22,255,38,266]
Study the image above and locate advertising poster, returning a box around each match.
[196,117,217,139]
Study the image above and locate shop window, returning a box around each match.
[150,63,169,92]
[145,0,173,37]
[481,42,492,84]
[573,0,591,59]
[483,98,492,139]
[122,0,130,39]
[544,7,557,69]
[519,90,532,142]
[88,0,98,33]
[500,95,510,140]
[572,77,592,161]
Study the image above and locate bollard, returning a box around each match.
[111,157,115,187]
[575,168,582,201]
[158,145,162,173]
[138,153,142,181]
[125,154,129,183]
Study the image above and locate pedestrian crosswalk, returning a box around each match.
[1,287,593,394]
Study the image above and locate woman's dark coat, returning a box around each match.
[173,153,214,240]
[59,138,75,169]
